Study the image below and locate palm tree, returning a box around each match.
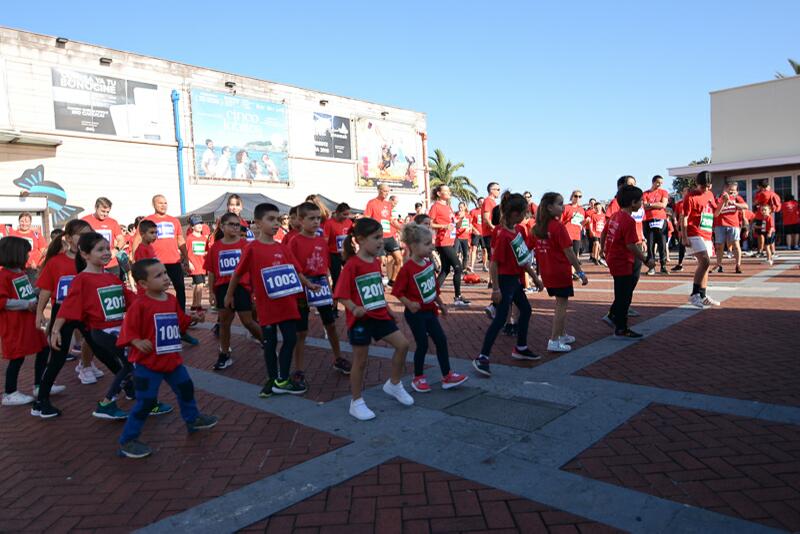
[775,58,800,79]
[428,148,478,205]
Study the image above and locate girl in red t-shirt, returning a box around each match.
[392,223,468,393]
[185,215,209,314]
[532,193,589,353]
[0,237,49,407]
[333,218,413,421]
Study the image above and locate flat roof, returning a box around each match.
[709,73,800,96]
[668,154,800,177]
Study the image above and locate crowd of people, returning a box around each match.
[0,172,793,458]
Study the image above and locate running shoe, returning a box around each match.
[601,313,615,328]
[646,268,656,276]
[524,287,537,294]
[688,294,705,309]
[259,379,275,398]
[546,340,571,352]
[411,375,431,393]
[333,357,352,375]
[735,266,742,274]
[272,378,307,395]
[660,267,670,275]
[65,353,77,362]
[349,398,375,421]
[187,414,219,432]
[213,352,233,371]
[92,400,128,420]
[441,371,468,389]
[181,333,199,346]
[31,401,61,419]
[472,356,491,377]
[671,264,684,272]
[33,385,65,396]
[599,258,608,267]
[702,296,721,307]
[768,259,774,266]
[76,364,97,384]
[484,305,496,320]
[382,379,414,406]
[715,266,723,273]
[627,308,640,317]
[119,440,152,459]
[614,328,643,338]
[149,402,173,416]
[558,334,576,344]
[2,391,34,406]
[511,347,542,360]
[292,371,308,390]
[572,273,580,281]
[453,296,471,307]
[89,362,104,378]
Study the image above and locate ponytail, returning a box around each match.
[534,192,562,239]
[342,226,357,261]
[499,190,526,228]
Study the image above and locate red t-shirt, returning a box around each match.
[57,271,136,330]
[185,233,208,275]
[754,190,781,220]
[643,189,669,220]
[491,224,531,277]
[429,202,456,247]
[82,214,123,268]
[674,199,684,219]
[143,214,183,264]
[469,208,482,235]
[235,241,302,326]
[392,258,439,313]
[782,200,799,226]
[604,211,639,277]
[323,217,353,254]
[529,202,538,218]
[589,212,606,236]
[333,255,392,329]
[117,293,191,373]
[716,194,746,228]
[275,227,287,243]
[282,229,298,248]
[289,234,330,277]
[605,198,619,221]
[205,238,249,288]
[364,198,394,238]
[0,269,47,359]
[561,204,585,241]
[481,197,497,236]
[10,228,47,269]
[532,219,573,289]
[684,190,717,240]
[134,242,157,262]
[36,253,77,306]
[456,213,471,240]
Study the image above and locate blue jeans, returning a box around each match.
[119,364,198,445]
[480,274,531,356]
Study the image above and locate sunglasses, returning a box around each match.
[573,195,582,198]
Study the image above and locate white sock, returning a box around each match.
[516,345,527,351]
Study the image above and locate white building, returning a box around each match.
[0,27,428,231]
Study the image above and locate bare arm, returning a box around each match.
[36,290,52,327]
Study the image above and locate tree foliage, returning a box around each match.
[774,58,800,79]
[671,156,709,193]
[428,148,478,205]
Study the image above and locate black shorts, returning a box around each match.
[191,274,206,285]
[348,318,398,346]
[589,237,599,244]
[214,283,252,311]
[546,286,574,298]
[383,237,401,254]
[471,235,483,247]
[481,235,492,259]
[297,298,336,331]
[784,224,800,235]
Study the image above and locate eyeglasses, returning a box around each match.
[573,195,582,198]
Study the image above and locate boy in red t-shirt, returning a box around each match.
[185,215,208,314]
[604,186,655,337]
[116,258,216,458]
[134,220,158,262]
[753,205,776,265]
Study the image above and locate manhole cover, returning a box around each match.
[444,393,571,432]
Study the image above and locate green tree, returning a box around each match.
[775,58,800,79]
[672,156,709,193]
[428,148,478,205]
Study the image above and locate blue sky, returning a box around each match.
[4,0,799,200]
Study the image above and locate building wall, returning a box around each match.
[711,76,800,164]
[0,28,427,227]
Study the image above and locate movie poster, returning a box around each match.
[355,118,422,191]
[314,113,351,160]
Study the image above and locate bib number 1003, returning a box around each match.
[261,264,303,299]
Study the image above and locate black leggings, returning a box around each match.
[404,310,451,377]
[89,329,131,401]
[329,253,343,291]
[480,275,531,356]
[456,239,469,268]
[611,274,636,331]
[5,349,48,394]
[165,262,186,311]
[435,245,463,297]
[678,243,686,264]
[572,240,581,257]
[645,222,667,267]
[262,321,297,381]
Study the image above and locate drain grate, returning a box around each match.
[443,393,572,432]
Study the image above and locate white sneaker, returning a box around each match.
[2,391,35,406]
[89,362,104,378]
[702,296,721,307]
[382,379,414,406]
[78,367,97,384]
[547,339,572,352]
[33,385,66,396]
[558,334,576,344]
[768,259,774,266]
[484,305,496,320]
[349,398,376,421]
[689,294,705,308]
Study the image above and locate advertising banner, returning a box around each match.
[191,89,289,183]
[355,119,421,191]
[314,113,351,160]
[51,68,161,139]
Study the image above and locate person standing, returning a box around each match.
[561,190,586,260]
[481,183,501,261]
[782,194,799,250]
[681,172,724,308]
[642,175,670,275]
[428,185,470,307]
[754,180,782,258]
[713,182,748,274]
[82,197,126,280]
[364,184,403,286]
[201,139,217,176]
[468,198,486,272]
[10,212,47,270]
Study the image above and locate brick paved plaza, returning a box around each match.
[1,255,799,533]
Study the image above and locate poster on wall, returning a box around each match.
[51,68,161,139]
[191,89,289,183]
[355,118,421,191]
[314,113,351,160]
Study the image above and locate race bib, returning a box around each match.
[261,264,303,299]
[156,222,175,239]
[632,208,644,223]
[97,285,125,321]
[461,218,470,229]
[305,276,333,307]
[510,233,532,266]
[449,225,456,240]
[381,219,391,234]
[315,227,324,237]
[335,234,347,252]
[649,220,664,230]
[96,228,113,244]
[570,212,584,226]
[476,214,482,226]
[355,272,386,310]
[191,240,206,256]
[154,313,182,355]
[12,275,35,301]
[246,229,255,242]
[595,221,605,233]
[413,264,437,304]
[700,212,714,232]
[55,275,74,304]
[218,249,241,277]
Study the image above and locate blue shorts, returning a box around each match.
[348,318,398,346]
[713,226,740,244]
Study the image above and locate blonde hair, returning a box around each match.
[401,222,432,246]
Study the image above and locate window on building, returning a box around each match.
[750,179,762,209]
[774,176,792,244]
[736,179,747,204]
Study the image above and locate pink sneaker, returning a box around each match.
[441,371,468,389]
[411,375,431,393]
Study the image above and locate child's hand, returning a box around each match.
[36,311,46,329]
[353,306,366,318]
[50,330,62,350]
[27,300,37,312]
[533,277,544,291]
[438,303,448,316]
[131,339,153,353]
[491,289,501,305]
[307,282,322,292]
[406,301,421,313]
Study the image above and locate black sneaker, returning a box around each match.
[333,358,352,375]
[627,308,640,317]
[292,371,308,390]
[213,352,233,371]
[119,440,152,459]
[212,323,220,338]
[272,378,307,395]
[453,296,471,307]
[671,264,684,272]
[31,401,61,419]
[187,414,218,432]
[614,328,643,339]
[511,347,542,361]
[715,266,723,273]
[660,267,669,275]
[472,356,491,376]
[65,353,77,362]
[259,379,275,398]
[735,266,743,274]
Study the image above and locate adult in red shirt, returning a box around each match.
[481,182,501,259]
[364,184,403,283]
[133,195,190,311]
[754,180,782,257]
[680,172,724,308]
[468,198,486,272]
[428,185,469,306]
[782,193,799,250]
[642,175,670,275]
[713,181,748,274]
[10,212,47,270]
[561,190,586,257]
[82,197,126,279]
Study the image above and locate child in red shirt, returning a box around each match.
[754,205,776,265]
[185,215,208,314]
[392,223,467,393]
[532,193,588,353]
[604,186,654,337]
[115,258,215,458]
[0,237,49,407]
[322,203,354,301]
[134,220,158,262]
[333,217,414,420]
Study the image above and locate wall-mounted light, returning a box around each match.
[99,57,113,65]
[224,81,236,89]
[319,99,328,106]
[380,111,389,118]
[55,37,69,47]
